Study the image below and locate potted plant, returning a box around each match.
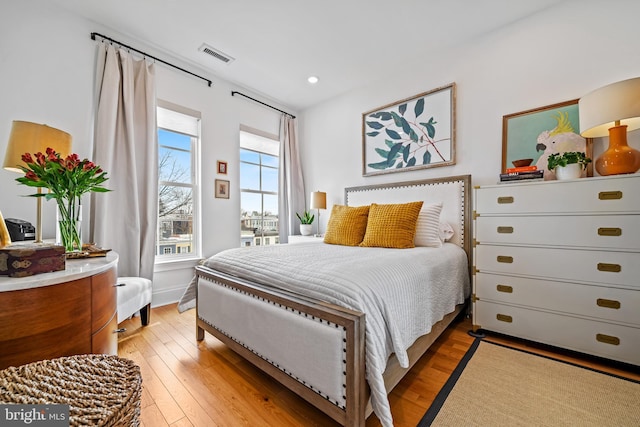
[547,151,592,180]
[296,210,315,236]
[16,148,110,252]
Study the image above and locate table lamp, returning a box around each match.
[3,121,72,242]
[578,77,640,176]
[310,191,326,237]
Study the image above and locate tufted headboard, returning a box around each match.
[344,175,471,261]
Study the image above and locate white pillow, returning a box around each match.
[414,202,443,247]
[439,221,455,242]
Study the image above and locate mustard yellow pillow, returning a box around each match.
[360,201,424,249]
[323,204,370,246]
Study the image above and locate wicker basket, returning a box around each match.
[0,354,142,426]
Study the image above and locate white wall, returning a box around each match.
[299,0,640,232]
[0,0,287,307]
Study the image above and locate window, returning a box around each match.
[156,102,200,261]
[240,130,279,247]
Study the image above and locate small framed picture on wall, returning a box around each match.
[215,179,230,199]
[217,160,228,175]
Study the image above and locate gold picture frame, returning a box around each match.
[502,99,593,178]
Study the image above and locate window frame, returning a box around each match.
[155,100,202,264]
[240,129,280,247]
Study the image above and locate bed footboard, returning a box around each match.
[196,266,367,426]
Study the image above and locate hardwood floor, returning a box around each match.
[118,304,639,427]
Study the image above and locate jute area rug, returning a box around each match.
[419,339,640,426]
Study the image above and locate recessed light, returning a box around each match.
[307,76,319,84]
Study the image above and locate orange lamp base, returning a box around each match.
[595,125,640,176]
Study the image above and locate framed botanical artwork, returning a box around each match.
[217,160,227,175]
[502,99,593,179]
[215,179,230,199]
[362,83,456,176]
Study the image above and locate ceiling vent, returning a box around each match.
[198,43,234,64]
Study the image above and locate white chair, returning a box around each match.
[116,277,152,326]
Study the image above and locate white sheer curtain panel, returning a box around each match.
[278,115,306,243]
[90,43,158,280]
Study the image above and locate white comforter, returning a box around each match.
[196,242,470,426]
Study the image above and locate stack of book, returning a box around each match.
[499,165,544,183]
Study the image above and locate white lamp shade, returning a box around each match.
[579,77,640,138]
[310,191,326,210]
[3,121,72,172]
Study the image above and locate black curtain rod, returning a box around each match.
[90,32,212,87]
[231,91,295,119]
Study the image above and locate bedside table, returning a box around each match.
[288,235,324,244]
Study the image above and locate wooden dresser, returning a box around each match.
[472,174,640,366]
[0,252,119,369]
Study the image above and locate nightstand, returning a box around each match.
[288,235,324,244]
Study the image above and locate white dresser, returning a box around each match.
[472,174,640,366]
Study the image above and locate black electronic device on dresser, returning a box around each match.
[4,218,35,241]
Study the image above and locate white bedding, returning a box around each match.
[194,241,470,426]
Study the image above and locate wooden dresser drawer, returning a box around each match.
[475,300,640,366]
[476,273,640,326]
[475,215,640,250]
[91,267,117,333]
[0,279,91,369]
[92,311,118,355]
[475,175,640,215]
[475,245,640,289]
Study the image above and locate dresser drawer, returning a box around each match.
[91,311,118,355]
[475,273,640,326]
[475,300,640,366]
[91,267,117,333]
[475,245,639,288]
[475,175,640,215]
[475,215,640,250]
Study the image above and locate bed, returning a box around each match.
[187,174,471,427]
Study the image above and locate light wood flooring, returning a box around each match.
[118,304,640,427]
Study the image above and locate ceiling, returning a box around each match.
[49,0,564,112]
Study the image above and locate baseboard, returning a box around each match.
[151,287,184,308]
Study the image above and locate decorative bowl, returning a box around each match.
[512,158,533,167]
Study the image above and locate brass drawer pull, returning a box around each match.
[596,298,621,309]
[598,227,622,236]
[497,196,514,204]
[598,191,622,200]
[496,285,513,293]
[497,226,514,234]
[597,263,621,273]
[496,314,513,323]
[596,333,620,346]
[497,256,513,263]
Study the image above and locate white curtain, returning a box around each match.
[90,43,158,280]
[278,115,306,243]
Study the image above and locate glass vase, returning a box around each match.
[56,200,82,252]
